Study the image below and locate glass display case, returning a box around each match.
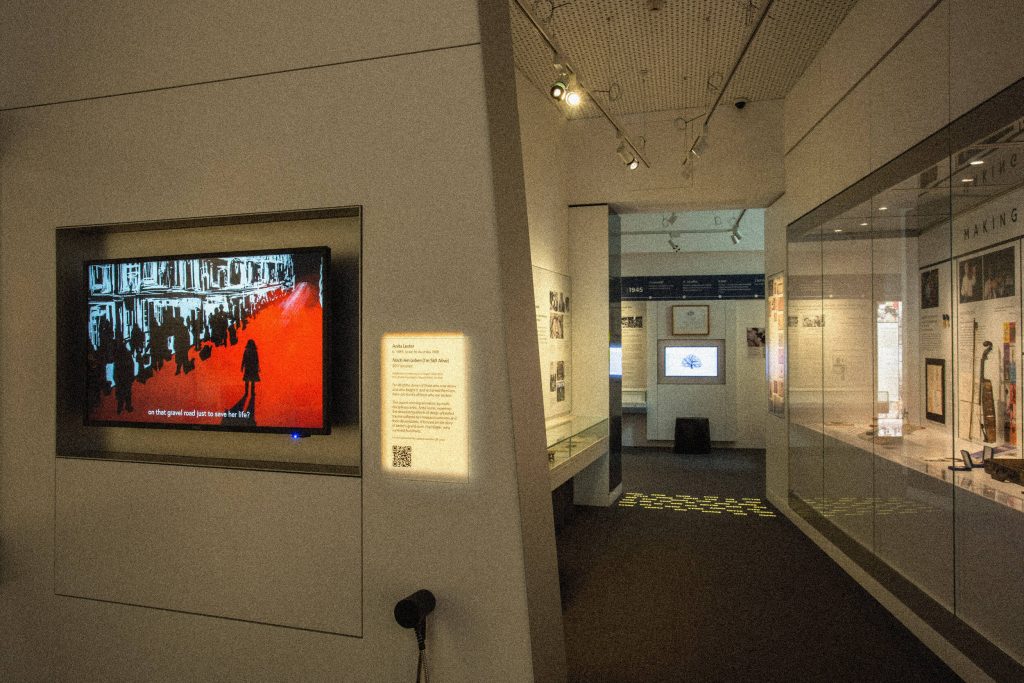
[546,416,609,486]
[786,84,1024,663]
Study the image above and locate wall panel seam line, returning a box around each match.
[783,0,944,158]
[0,41,482,113]
[54,593,362,637]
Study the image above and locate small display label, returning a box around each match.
[381,334,468,480]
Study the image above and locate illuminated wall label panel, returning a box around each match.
[766,273,785,417]
[621,301,648,389]
[381,334,468,480]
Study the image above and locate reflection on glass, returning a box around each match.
[787,231,824,510]
[876,301,903,437]
[786,98,1024,653]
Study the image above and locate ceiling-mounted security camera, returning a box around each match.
[734,97,749,110]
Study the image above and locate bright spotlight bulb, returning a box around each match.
[565,90,582,106]
[628,158,640,170]
[550,81,566,100]
[731,232,741,244]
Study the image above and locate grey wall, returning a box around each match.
[0,1,564,680]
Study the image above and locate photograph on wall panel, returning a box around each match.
[533,265,572,418]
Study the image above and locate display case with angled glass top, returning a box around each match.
[546,416,609,489]
[785,80,1024,665]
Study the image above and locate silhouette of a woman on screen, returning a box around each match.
[241,339,260,398]
[113,339,135,414]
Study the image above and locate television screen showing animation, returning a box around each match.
[84,247,330,433]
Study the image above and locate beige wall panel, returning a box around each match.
[784,84,871,221]
[733,299,768,449]
[865,3,949,173]
[622,251,764,277]
[54,460,362,634]
[784,0,939,152]
[0,41,546,681]
[764,195,789,277]
[647,301,737,443]
[949,0,1024,119]
[0,0,480,109]
[569,205,610,419]
[517,70,570,276]
[564,101,784,210]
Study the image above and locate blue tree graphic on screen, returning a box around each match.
[681,354,703,370]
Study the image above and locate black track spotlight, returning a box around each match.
[616,138,639,170]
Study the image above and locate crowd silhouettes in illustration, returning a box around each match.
[88,288,287,418]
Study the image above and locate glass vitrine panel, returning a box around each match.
[786,78,1024,659]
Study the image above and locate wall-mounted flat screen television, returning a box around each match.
[84,246,330,434]
[658,339,726,385]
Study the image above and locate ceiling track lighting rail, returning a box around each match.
[511,0,650,169]
[731,208,747,244]
[625,228,740,236]
[685,0,774,162]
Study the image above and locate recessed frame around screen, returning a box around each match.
[55,206,362,476]
[657,339,726,385]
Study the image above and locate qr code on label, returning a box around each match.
[392,445,412,468]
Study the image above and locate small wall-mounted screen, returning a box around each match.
[664,345,719,378]
[84,246,330,434]
[657,339,726,385]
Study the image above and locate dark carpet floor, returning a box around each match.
[556,447,962,683]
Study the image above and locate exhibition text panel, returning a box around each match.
[381,334,468,480]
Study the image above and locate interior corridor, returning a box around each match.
[556,448,960,682]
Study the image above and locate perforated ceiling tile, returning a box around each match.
[510,0,858,119]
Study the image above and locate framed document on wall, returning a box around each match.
[672,304,709,335]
